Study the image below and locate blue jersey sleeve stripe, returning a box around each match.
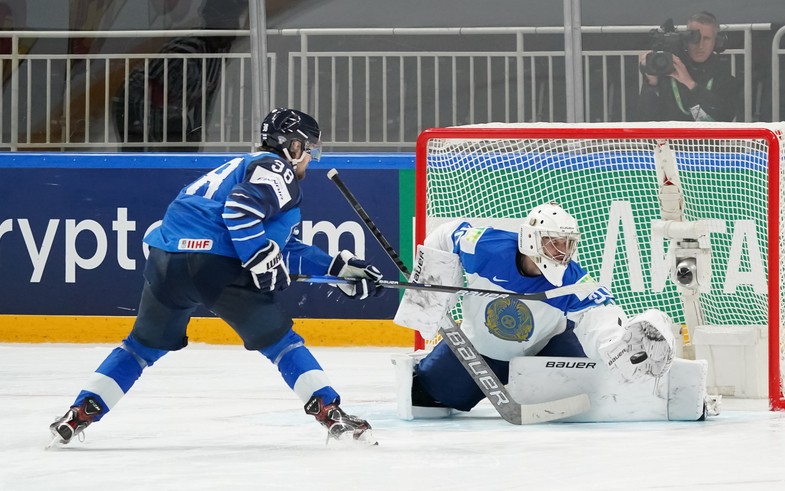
[232,229,267,242]
[230,191,252,199]
[224,200,267,220]
[222,211,245,219]
[226,218,262,231]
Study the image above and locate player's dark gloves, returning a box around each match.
[243,240,291,292]
[327,250,384,300]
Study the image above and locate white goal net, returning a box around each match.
[414,122,785,411]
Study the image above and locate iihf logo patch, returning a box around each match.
[178,238,213,250]
[484,298,534,342]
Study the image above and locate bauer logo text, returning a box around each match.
[545,361,596,369]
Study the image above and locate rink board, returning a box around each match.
[0,153,415,345]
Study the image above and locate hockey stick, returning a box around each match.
[326,168,597,299]
[326,168,591,424]
[292,274,597,301]
[327,168,410,277]
[438,314,590,424]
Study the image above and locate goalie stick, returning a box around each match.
[326,168,591,424]
[438,314,590,424]
[292,274,598,301]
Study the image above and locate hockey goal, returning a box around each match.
[413,122,785,411]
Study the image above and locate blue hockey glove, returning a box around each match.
[327,250,384,300]
[243,240,291,292]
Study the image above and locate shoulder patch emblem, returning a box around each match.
[459,227,487,254]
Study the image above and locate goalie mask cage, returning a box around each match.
[413,122,785,411]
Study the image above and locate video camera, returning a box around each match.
[642,19,700,77]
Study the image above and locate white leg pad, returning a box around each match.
[412,406,454,419]
[391,352,452,420]
[391,353,416,420]
[667,357,709,420]
[508,356,709,422]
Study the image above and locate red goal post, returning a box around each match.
[413,123,785,411]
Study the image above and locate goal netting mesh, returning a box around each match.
[414,122,785,410]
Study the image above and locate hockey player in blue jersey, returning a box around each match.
[49,108,383,446]
[393,202,676,417]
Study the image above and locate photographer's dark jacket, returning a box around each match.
[636,54,739,122]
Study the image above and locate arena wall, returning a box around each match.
[0,153,416,346]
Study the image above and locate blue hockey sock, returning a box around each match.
[259,329,339,405]
[74,334,168,419]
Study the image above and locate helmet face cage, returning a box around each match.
[536,231,579,265]
[260,108,322,162]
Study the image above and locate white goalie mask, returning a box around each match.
[518,202,580,286]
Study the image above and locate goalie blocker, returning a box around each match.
[393,352,715,422]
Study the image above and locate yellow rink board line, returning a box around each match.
[0,315,413,347]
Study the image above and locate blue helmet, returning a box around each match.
[260,108,322,162]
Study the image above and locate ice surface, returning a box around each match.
[1,343,784,491]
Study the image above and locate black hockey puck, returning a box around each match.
[630,351,648,364]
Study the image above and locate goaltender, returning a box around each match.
[393,202,715,422]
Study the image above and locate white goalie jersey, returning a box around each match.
[412,221,625,362]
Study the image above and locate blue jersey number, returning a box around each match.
[270,159,295,184]
[589,286,615,305]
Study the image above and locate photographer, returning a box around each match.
[636,11,739,122]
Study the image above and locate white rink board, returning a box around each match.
[1,343,784,491]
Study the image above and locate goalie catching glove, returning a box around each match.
[327,250,384,300]
[598,309,675,382]
[243,240,291,292]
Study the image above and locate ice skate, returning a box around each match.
[304,396,377,445]
[47,396,104,448]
